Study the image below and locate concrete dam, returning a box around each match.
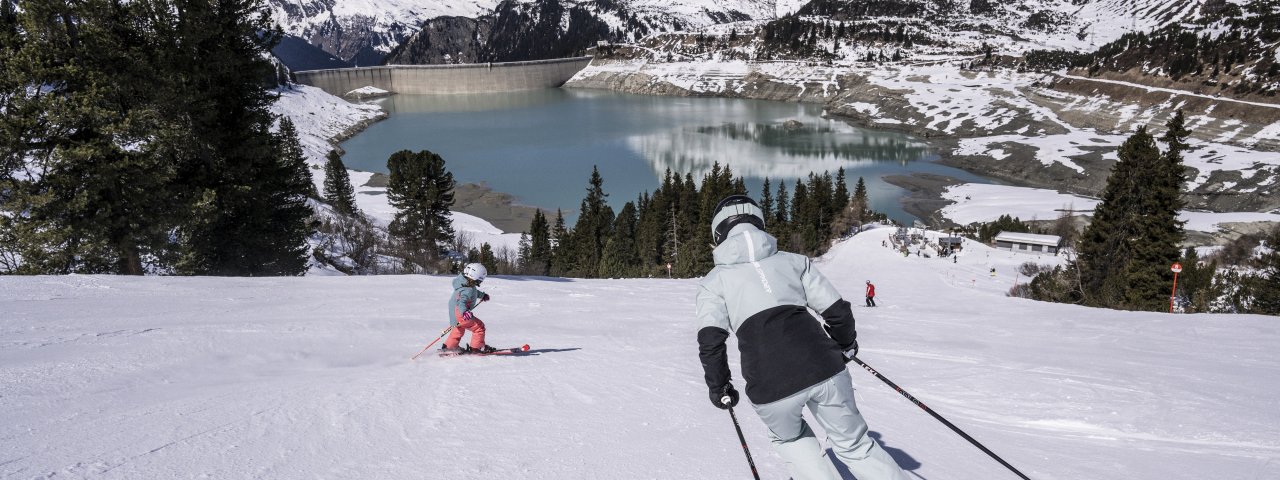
[294,56,593,96]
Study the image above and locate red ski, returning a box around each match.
[438,344,530,357]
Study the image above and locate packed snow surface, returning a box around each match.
[942,183,1280,232]
[4,232,1278,479]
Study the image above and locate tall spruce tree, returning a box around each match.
[600,201,640,277]
[323,150,358,215]
[852,176,869,224]
[791,180,811,253]
[834,168,850,215]
[569,166,614,277]
[164,0,314,276]
[516,232,532,274]
[386,149,456,268]
[527,209,552,276]
[549,209,570,276]
[773,180,790,243]
[1076,125,1186,310]
[478,242,498,274]
[276,118,316,199]
[760,178,775,226]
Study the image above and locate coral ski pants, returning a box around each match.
[444,314,486,350]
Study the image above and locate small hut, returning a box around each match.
[994,231,1063,255]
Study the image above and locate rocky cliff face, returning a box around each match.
[384,0,613,64]
[383,16,491,65]
[267,0,499,65]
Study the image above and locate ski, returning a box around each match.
[438,344,531,357]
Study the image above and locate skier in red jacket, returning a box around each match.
[865,280,876,307]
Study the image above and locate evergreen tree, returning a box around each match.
[834,168,850,214]
[1177,247,1217,313]
[569,166,615,277]
[516,232,531,274]
[1076,126,1183,310]
[386,149,456,269]
[276,118,316,199]
[166,0,313,276]
[673,173,701,277]
[1246,227,1280,314]
[773,179,791,243]
[479,242,498,274]
[760,178,775,226]
[323,150,358,215]
[3,0,313,276]
[1,0,177,274]
[852,176,870,224]
[527,209,552,276]
[600,201,640,277]
[791,181,811,253]
[549,209,570,276]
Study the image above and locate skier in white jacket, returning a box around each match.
[696,195,910,480]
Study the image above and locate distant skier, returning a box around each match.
[865,280,876,307]
[696,195,910,480]
[443,263,496,354]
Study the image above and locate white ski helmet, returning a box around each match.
[711,195,766,245]
[463,263,488,283]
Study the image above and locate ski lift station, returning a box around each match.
[993,231,1063,255]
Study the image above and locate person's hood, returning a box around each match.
[452,275,467,289]
[712,224,778,266]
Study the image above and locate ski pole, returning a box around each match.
[847,355,1031,480]
[726,406,761,480]
[411,326,453,360]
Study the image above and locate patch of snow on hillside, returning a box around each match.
[1180,210,1280,232]
[271,85,384,165]
[943,183,1280,232]
[942,183,1099,225]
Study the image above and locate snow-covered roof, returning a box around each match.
[994,231,1062,247]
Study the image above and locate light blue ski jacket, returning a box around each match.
[448,275,486,326]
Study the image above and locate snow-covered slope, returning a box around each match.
[4,231,1277,478]
[271,0,780,65]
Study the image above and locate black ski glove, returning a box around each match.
[481,293,491,302]
[842,339,859,359]
[710,384,739,409]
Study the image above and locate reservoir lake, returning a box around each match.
[338,88,992,227]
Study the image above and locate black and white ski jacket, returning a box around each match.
[696,224,857,405]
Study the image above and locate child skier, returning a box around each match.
[443,263,496,354]
[865,280,876,307]
[697,195,910,480]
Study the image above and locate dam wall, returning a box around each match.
[295,57,593,96]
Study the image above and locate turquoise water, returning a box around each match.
[338,88,990,225]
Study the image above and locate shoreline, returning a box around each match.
[360,172,545,233]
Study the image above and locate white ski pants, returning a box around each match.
[751,369,910,480]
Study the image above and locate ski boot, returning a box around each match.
[472,344,497,354]
[440,344,463,354]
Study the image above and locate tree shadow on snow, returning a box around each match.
[830,431,926,480]
[489,275,575,283]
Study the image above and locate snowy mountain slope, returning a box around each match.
[272,0,781,65]
[268,0,502,63]
[4,232,1278,479]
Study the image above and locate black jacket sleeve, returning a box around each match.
[698,326,732,389]
[821,299,857,349]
